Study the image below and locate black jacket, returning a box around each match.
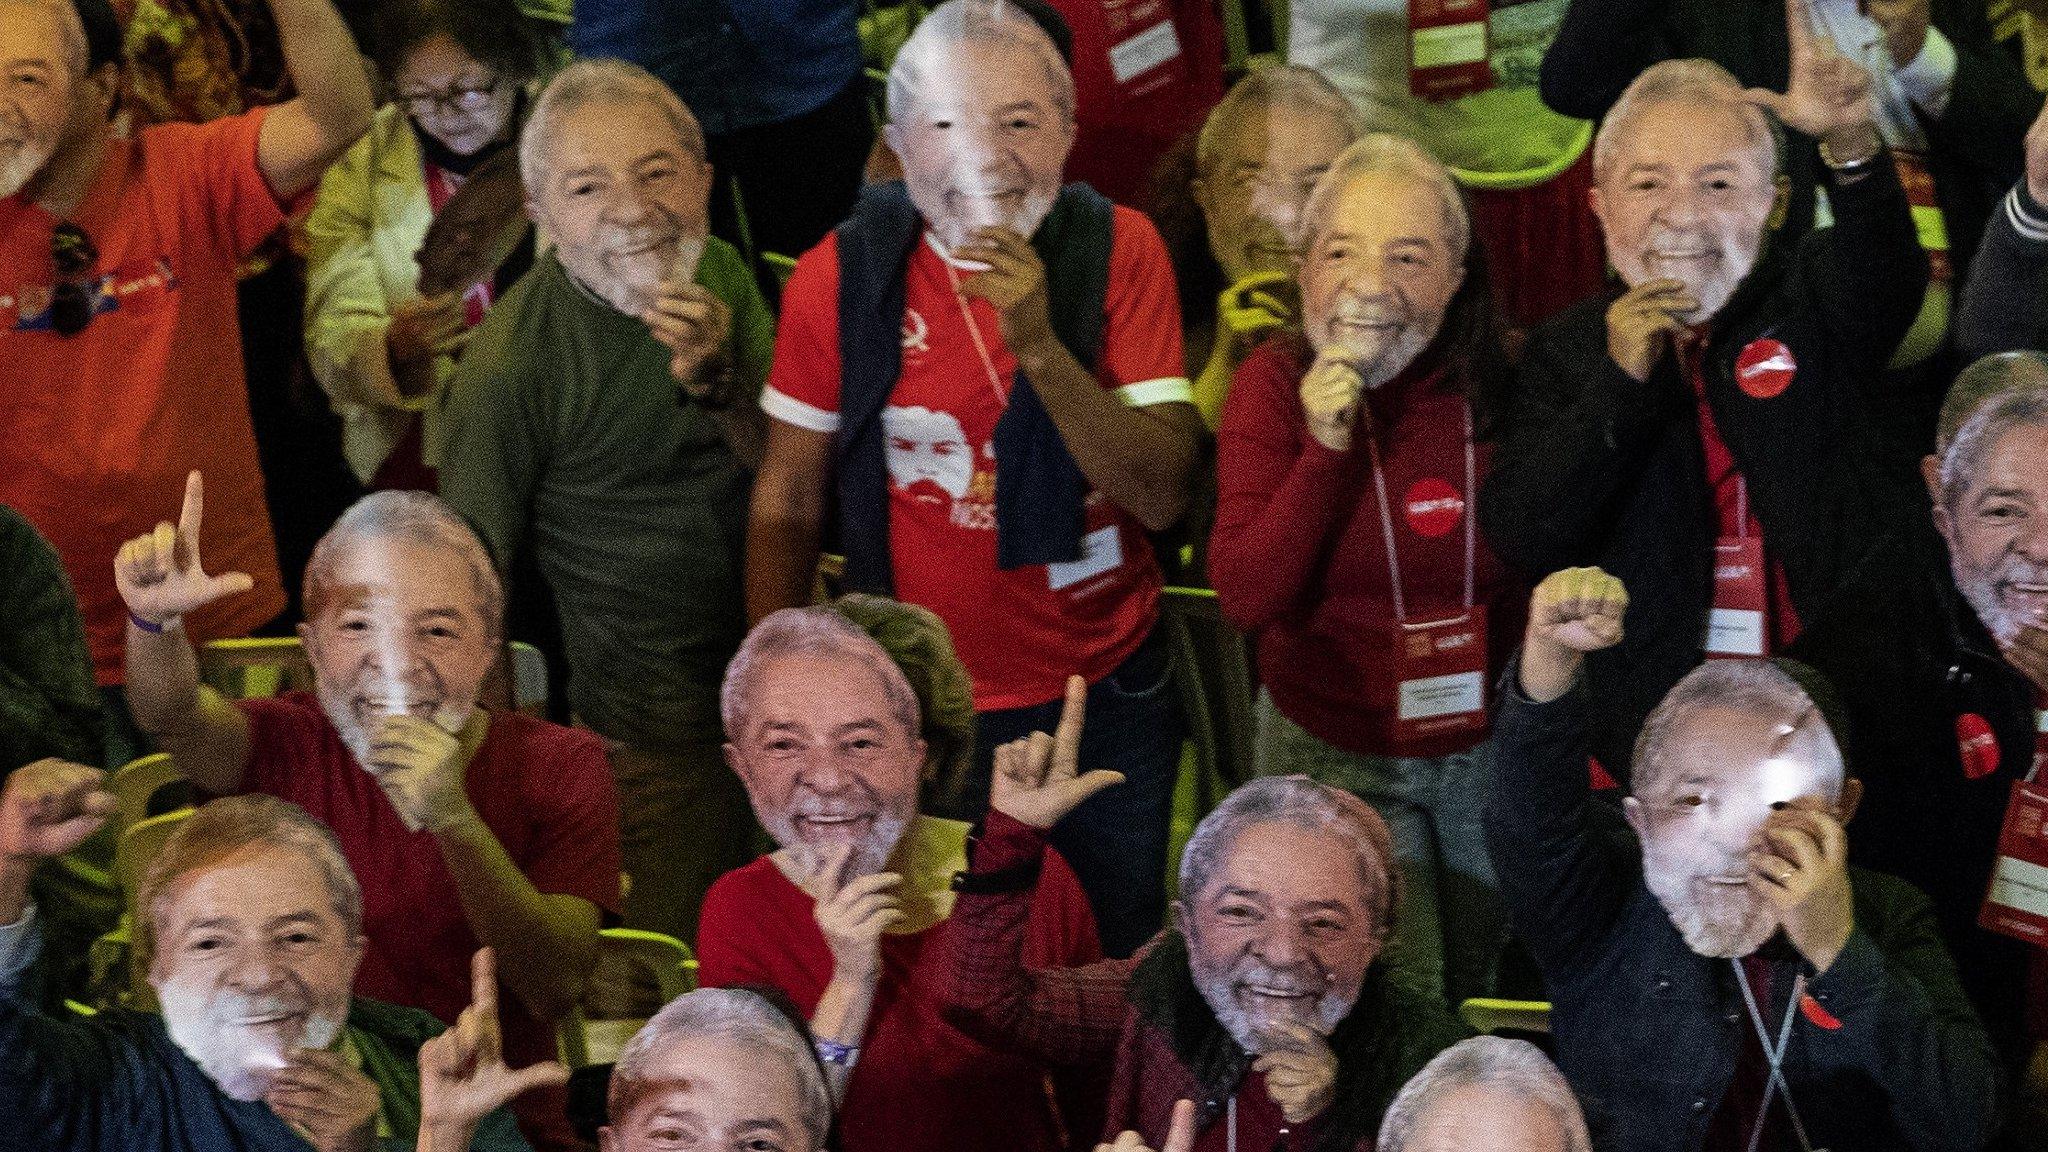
[1479,157,1928,776]
[1957,182,2048,360]
[1540,0,2039,278]
[1485,673,2005,1152]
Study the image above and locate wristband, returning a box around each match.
[1818,138,1880,177]
[814,1039,859,1067]
[128,611,178,634]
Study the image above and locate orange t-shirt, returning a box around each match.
[0,110,286,684]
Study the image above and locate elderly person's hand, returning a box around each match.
[419,949,571,1152]
[114,472,255,630]
[263,1047,381,1152]
[1519,568,1629,703]
[956,227,1056,356]
[1300,348,1368,452]
[364,714,473,833]
[990,675,1124,830]
[1606,279,1697,383]
[1096,1099,1197,1152]
[643,280,734,395]
[1748,798,1855,973]
[1254,1021,1339,1124]
[0,759,115,865]
[812,843,904,986]
[2003,619,2048,694]
[1740,0,1879,164]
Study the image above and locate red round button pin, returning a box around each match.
[1404,478,1464,538]
[1956,713,2000,781]
[1735,338,1797,399]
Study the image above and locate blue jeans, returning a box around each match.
[967,628,1184,958]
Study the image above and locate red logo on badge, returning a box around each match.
[1404,478,1464,538]
[1735,339,1797,399]
[1957,713,2001,780]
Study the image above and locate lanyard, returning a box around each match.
[1363,398,1476,624]
[1733,960,1818,1152]
[939,246,1012,410]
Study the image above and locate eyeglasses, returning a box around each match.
[50,222,99,337]
[400,77,504,120]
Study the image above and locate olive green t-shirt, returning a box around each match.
[440,237,771,754]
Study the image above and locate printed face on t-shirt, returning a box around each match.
[725,652,926,881]
[1196,97,1357,285]
[393,32,517,159]
[1623,704,1846,959]
[150,843,363,1102]
[1936,418,2048,647]
[884,403,975,504]
[1591,97,1776,324]
[883,37,1076,257]
[0,1,77,199]
[528,96,713,315]
[601,1034,823,1152]
[1406,1084,1574,1152]
[1299,167,1465,388]
[1180,821,1383,1053]
[299,534,499,765]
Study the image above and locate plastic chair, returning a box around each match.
[109,753,188,832]
[1159,586,1259,799]
[762,251,799,288]
[510,640,548,717]
[558,929,700,1069]
[197,636,314,699]
[1459,997,1553,1035]
[116,809,191,906]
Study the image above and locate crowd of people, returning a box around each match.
[2,0,2047,1149]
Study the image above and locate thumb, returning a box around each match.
[1162,1099,1198,1152]
[1737,88,1788,116]
[502,1060,572,1096]
[1053,769,1125,813]
[207,571,255,600]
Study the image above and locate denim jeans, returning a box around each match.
[1255,691,1506,1008]
[966,628,1184,958]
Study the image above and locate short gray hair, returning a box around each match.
[610,987,831,1147]
[1299,133,1471,264]
[887,0,1075,125]
[1380,1037,1592,1152]
[1937,354,2048,507]
[721,607,922,745]
[1592,59,1778,185]
[1631,660,1844,800]
[4,0,88,75]
[1195,65,1363,177]
[138,795,363,977]
[302,490,504,644]
[521,57,707,191]
[1178,776,1399,939]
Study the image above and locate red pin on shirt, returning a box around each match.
[1735,338,1798,400]
[1403,477,1465,538]
[1957,713,2001,781]
[1799,993,1843,1031]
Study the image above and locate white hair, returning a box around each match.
[1299,133,1471,263]
[1630,660,1843,800]
[1379,1037,1593,1152]
[1179,776,1399,938]
[886,0,1075,125]
[721,607,922,744]
[1592,59,1778,185]
[1937,356,2048,506]
[302,490,504,643]
[521,57,707,191]
[1195,65,1364,176]
[611,987,831,1147]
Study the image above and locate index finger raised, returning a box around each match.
[470,946,498,1019]
[1162,1098,1198,1152]
[178,471,205,552]
[1054,674,1087,768]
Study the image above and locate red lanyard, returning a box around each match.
[1362,398,1476,623]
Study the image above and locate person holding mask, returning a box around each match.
[305,0,546,491]
[1209,134,1514,1010]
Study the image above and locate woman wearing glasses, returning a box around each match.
[304,0,547,491]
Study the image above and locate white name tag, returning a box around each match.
[1047,524,1124,591]
[1412,20,1488,68]
[1398,671,1485,722]
[1706,608,1765,657]
[1988,854,2048,920]
[1109,20,1182,83]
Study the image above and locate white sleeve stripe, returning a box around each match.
[2008,188,2048,245]
[1115,377,1195,407]
[761,386,843,433]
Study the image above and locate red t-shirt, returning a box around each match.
[1046,0,1227,207]
[1683,339,1802,651]
[0,112,286,684]
[1211,338,1513,758]
[696,849,1103,1152]
[762,207,1191,710]
[238,692,622,1151]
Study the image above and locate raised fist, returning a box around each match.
[114,471,254,629]
[0,759,115,863]
[990,675,1124,831]
[1528,567,1629,654]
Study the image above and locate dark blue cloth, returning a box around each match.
[832,180,1114,595]
[566,1,861,135]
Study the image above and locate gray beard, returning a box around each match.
[0,138,53,200]
[1642,856,1777,959]
[1188,952,1353,1054]
[1952,558,2025,646]
[159,986,344,1102]
[778,811,911,884]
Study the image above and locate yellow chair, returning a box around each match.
[115,809,191,910]
[197,636,314,699]
[109,752,187,832]
[1459,997,1553,1035]
[1159,585,1258,797]
[558,929,700,1069]
[762,251,799,288]
[90,808,194,1007]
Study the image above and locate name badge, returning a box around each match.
[1979,779,2048,947]
[1385,605,1489,748]
[1410,0,1495,102]
[1047,523,1124,591]
[1706,536,1767,658]
[1102,0,1187,95]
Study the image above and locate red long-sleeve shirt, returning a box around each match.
[1210,338,1515,759]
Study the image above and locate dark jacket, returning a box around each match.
[1479,156,1929,776]
[1484,672,2005,1152]
[1957,182,2048,359]
[0,506,102,773]
[1539,0,2039,278]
